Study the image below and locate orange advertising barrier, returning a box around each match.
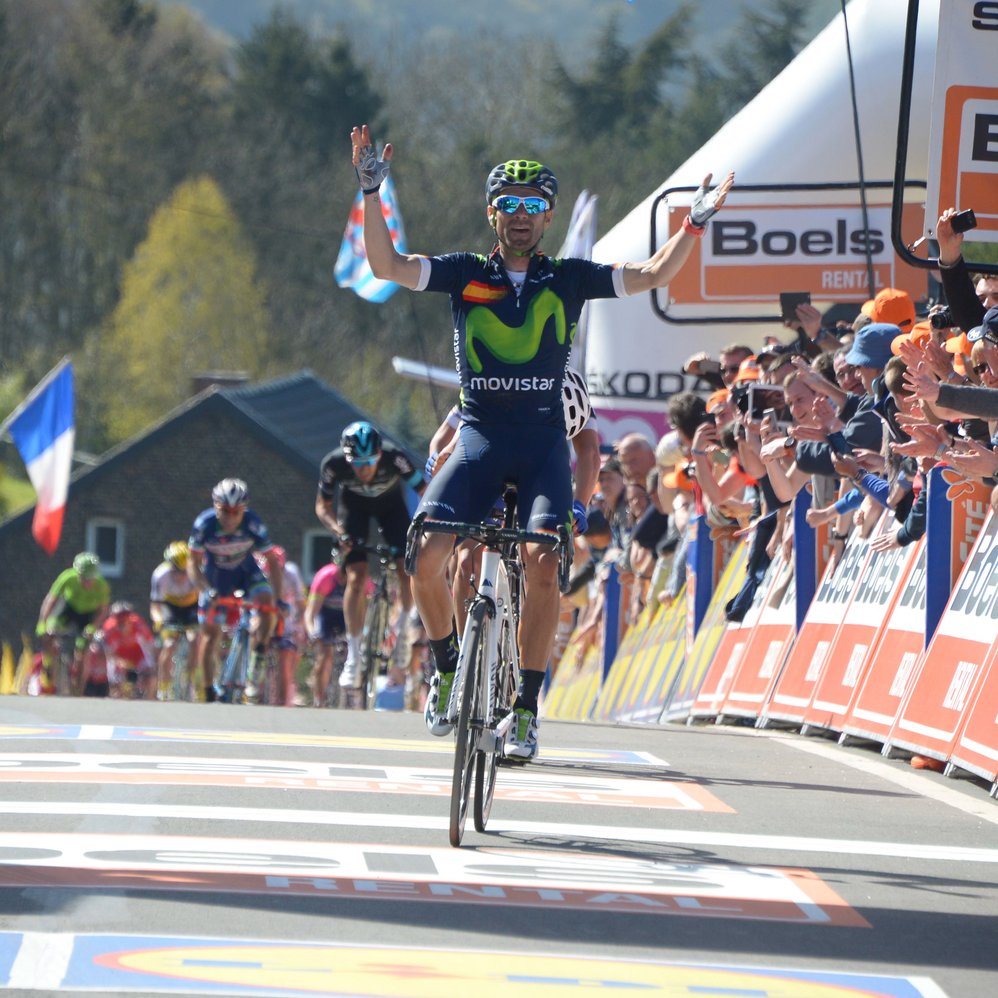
[839,542,927,746]
[660,542,747,723]
[760,523,874,728]
[715,555,796,722]
[619,596,686,724]
[948,641,998,792]
[688,551,783,721]
[800,528,920,736]
[886,511,998,765]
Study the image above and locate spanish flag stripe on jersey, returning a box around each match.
[463,280,507,303]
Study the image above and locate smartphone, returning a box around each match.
[780,291,811,323]
[762,407,792,433]
[951,208,977,234]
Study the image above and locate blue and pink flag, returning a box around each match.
[2,358,75,554]
[334,174,408,303]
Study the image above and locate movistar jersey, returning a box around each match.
[416,249,623,427]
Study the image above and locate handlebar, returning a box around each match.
[405,512,573,594]
[331,537,402,561]
[209,595,280,614]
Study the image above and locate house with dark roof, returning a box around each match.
[0,371,418,643]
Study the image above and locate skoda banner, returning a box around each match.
[924,2,998,241]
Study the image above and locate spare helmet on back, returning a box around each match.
[486,160,558,207]
[562,367,593,439]
[341,421,382,464]
[212,478,249,507]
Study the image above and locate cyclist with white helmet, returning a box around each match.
[350,122,733,759]
[150,541,199,698]
[188,478,284,701]
[36,551,111,693]
[316,420,425,688]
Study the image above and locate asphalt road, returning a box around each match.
[0,695,996,997]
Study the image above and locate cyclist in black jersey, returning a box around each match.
[350,123,733,758]
[316,420,425,688]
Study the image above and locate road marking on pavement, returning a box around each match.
[0,725,666,766]
[1,800,995,864]
[0,753,728,811]
[0,932,947,996]
[0,832,867,925]
[6,931,73,990]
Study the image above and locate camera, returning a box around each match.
[930,307,955,330]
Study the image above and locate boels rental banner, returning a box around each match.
[924,2,998,243]
[924,466,992,637]
[840,542,928,746]
[762,519,875,728]
[887,509,998,764]
[660,541,747,723]
[800,523,919,737]
[715,554,796,723]
[948,638,998,789]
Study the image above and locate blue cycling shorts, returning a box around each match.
[416,422,571,533]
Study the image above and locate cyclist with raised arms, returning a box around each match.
[350,123,733,759]
[316,420,424,688]
[188,478,283,701]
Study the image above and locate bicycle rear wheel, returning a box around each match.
[450,600,490,847]
[474,613,515,831]
[360,592,391,710]
[170,635,191,701]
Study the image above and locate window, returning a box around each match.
[302,529,335,582]
[85,518,125,579]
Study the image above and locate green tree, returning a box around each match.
[100,175,272,441]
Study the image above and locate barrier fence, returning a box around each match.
[544,467,998,799]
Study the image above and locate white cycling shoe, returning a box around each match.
[338,656,360,688]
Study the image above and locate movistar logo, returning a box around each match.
[466,288,573,372]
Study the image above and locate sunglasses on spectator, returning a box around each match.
[973,362,992,375]
[722,364,742,374]
[491,195,550,215]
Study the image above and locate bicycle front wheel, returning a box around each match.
[450,600,490,847]
[170,635,191,701]
[360,592,391,710]
[474,613,515,832]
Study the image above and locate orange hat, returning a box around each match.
[735,356,761,382]
[662,461,695,492]
[944,331,972,376]
[890,319,932,356]
[861,287,915,331]
[705,388,730,414]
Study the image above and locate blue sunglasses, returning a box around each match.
[348,455,378,467]
[492,195,550,215]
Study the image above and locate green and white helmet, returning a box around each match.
[486,160,558,206]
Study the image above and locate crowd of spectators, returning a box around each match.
[551,207,998,677]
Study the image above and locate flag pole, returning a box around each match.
[0,356,72,440]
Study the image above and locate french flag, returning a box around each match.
[334,173,408,303]
[3,359,74,555]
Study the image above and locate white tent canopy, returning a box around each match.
[586,0,939,442]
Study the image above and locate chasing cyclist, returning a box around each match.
[36,552,111,694]
[350,122,733,759]
[315,420,424,689]
[149,541,199,698]
[188,478,284,701]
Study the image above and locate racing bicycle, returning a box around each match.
[405,488,572,847]
[333,537,401,710]
[212,595,280,704]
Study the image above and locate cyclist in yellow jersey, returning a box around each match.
[150,541,199,698]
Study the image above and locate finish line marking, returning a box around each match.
[0,725,665,766]
[0,831,868,926]
[0,753,727,811]
[0,801,994,864]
